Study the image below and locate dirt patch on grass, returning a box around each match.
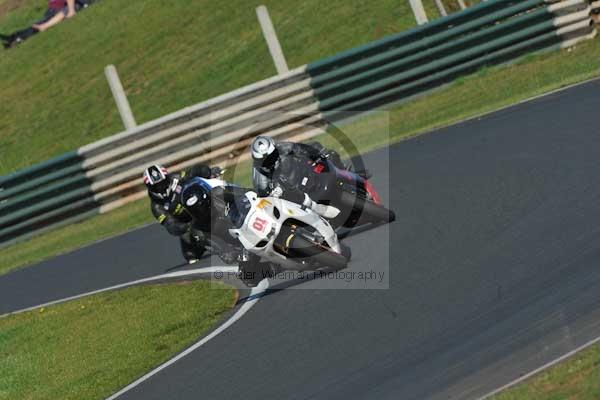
[0,0,28,19]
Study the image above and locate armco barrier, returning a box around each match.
[0,0,597,247]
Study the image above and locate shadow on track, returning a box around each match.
[236,269,333,304]
[164,262,191,272]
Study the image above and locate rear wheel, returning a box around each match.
[339,191,395,227]
[360,197,395,224]
[287,235,349,271]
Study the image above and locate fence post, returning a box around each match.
[256,5,289,75]
[104,65,137,131]
[457,0,467,10]
[434,0,448,16]
[408,0,428,25]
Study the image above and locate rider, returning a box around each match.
[250,136,343,219]
[143,163,219,263]
[181,181,275,287]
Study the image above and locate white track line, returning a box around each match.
[105,277,269,400]
[478,333,600,399]
[0,266,240,319]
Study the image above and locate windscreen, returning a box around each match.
[229,195,252,229]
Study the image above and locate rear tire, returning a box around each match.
[288,235,349,271]
[361,200,395,224]
[339,191,395,226]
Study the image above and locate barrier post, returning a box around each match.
[104,65,137,131]
[435,0,448,16]
[256,5,289,75]
[409,0,428,25]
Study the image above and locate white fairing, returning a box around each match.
[229,192,341,270]
[202,178,228,188]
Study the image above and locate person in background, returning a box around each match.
[0,0,76,49]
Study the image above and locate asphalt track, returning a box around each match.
[2,78,600,399]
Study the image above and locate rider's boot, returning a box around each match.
[180,231,205,264]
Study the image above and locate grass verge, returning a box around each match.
[1,35,600,277]
[0,279,237,400]
[0,0,419,174]
[490,342,600,399]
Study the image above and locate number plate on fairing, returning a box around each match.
[251,216,269,233]
[241,207,274,245]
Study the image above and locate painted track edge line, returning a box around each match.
[0,266,238,318]
[104,277,270,400]
[478,333,600,399]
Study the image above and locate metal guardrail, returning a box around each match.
[0,0,596,247]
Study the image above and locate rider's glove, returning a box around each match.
[210,166,223,178]
[270,186,283,198]
[319,148,336,160]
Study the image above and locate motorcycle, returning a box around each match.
[227,191,351,272]
[274,155,395,229]
[181,176,350,271]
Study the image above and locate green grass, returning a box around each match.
[0,0,419,174]
[0,0,44,32]
[1,34,600,277]
[422,0,482,19]
[491,343,600,399]
[0,279,236,400]
[1,4,600,398]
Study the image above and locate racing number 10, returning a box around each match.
[253,217,268,232]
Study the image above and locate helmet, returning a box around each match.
[143,164,171,200]
[251,136,276,160]
[181,178,212,219]
[251,136,279,174]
